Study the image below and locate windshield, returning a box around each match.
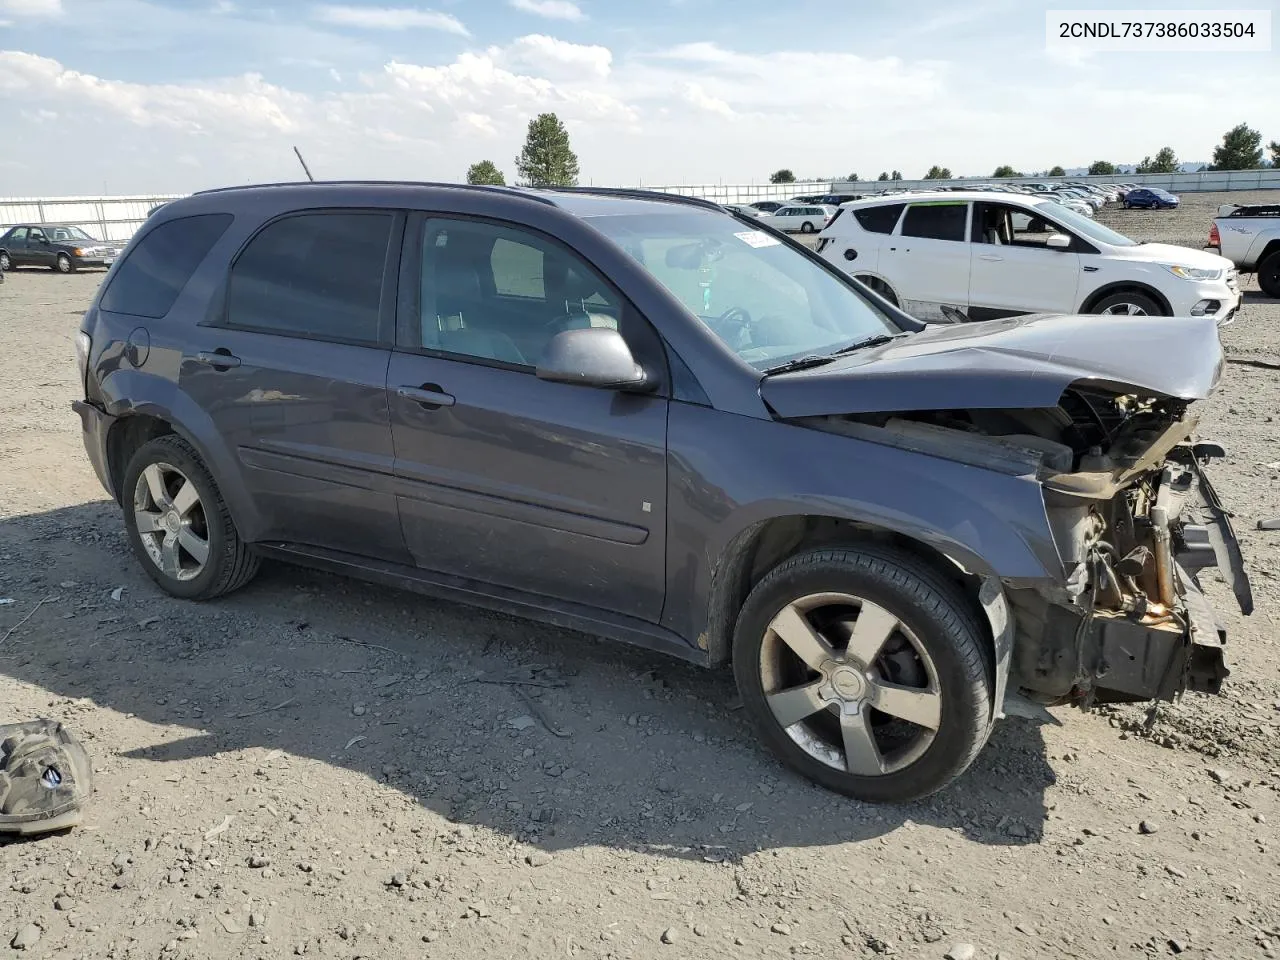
[1033,201,1137,247]
[48,226,95,242]
[588,211,899,369]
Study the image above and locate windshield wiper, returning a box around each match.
[761,354,839,375]
[761,333,906,376]
[827,333,905,356]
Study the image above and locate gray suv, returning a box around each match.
[73,182,1251,802]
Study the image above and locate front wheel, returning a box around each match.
[55,253,74,274]
[732,546,993,803]
[1090,290,1163,316]
[122,435,260,600]
[0,251,10,271]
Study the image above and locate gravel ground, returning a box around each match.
[1,191,1278,960]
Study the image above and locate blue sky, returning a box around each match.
[0,0,1275,195]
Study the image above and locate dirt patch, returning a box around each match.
[2,199,1279,959]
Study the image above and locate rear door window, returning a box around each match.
[852,204,904,234]
[226,212,393,343]
[101,213,233,319]
[900,203,968,242]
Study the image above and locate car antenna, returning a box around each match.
[293,146,316,182]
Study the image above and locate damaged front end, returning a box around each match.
[797,386,1253,707]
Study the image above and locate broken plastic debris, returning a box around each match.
[344,736,366,750]
[0,599,13,606]
[110,587,124,601]
[204,815,234,840]
[508,715,536,731]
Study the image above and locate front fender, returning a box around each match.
[97,366,265,541]
[661,405,1064,655]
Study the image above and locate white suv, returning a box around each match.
[815,191,1240,323]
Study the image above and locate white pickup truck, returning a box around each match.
[1208,203,1280,298]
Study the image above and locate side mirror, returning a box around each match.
[536,327,652,391]
[1046,233,1072,250]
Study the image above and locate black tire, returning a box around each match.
[856,275,900,307]
[1089,290,1163,316]
[800,221,816,234]
[1257,250,1280,299]
[732,546,993,803]
[121,435,260,600]
[55,253,75,274]
[1122,201,1131,209]
[0,251,10,271]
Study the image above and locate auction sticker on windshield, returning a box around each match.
[1047,9,1271,51]
[735,231,781,248]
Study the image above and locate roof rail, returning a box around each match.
[190,180,558,206]
[539,186,724,211]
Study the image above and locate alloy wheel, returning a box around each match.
[758,592,941,777]
[132,462,211,582]
[0,252,9,271]
[56,255,72,274]
[1099,302,1149,316]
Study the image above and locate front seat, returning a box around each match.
[422,236,525,364]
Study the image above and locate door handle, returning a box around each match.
[194,349,241,369]
[978,254,1004,262]
[397,384,456,408]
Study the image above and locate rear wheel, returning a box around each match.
[733,546,993,803]
[800,221,816,234]
[1091,290,1163,317]
[856,275,900,307]
[122,435,259,600]
[55,253,74,274]
[1257,250,1280,299]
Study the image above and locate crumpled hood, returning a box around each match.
[760,313,1223,418]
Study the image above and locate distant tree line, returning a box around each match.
[461,118,1278,189]
[758,122,1276,184]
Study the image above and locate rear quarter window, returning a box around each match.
[901,203,967,242]
[853,204,904,234]
[101,213,233,319]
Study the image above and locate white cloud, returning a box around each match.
[209,0,236,13]
[679,82,732,117]
[0,0,62,16]
[313,5,469,36]
[0,35,1275,193]
[0,51,301,133]
[495,34,611,80]
[509,0,585,22]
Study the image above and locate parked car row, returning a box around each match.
[728,181,1183,231]
[806,189,1239,325]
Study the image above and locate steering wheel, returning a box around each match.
[709,305,752,335]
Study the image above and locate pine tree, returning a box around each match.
[1210,123,1263,170]
[515,114,580,187]
[466,160,506,185]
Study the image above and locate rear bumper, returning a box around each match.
[72,400,117,501]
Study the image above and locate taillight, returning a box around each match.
[1207,223,1220,248]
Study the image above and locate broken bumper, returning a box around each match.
[72,399,117,501]
[1092,457,1251,702]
